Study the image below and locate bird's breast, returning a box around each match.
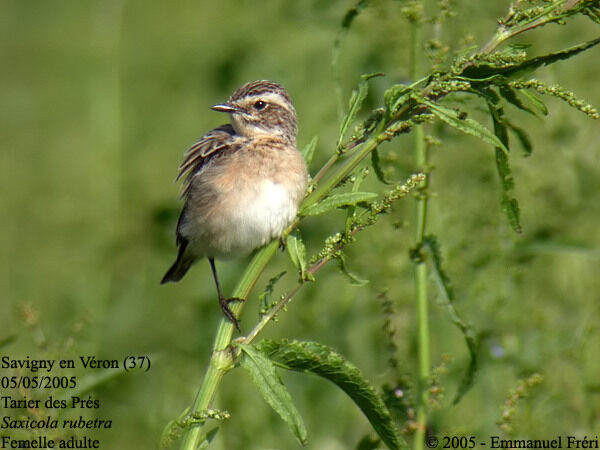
[218,179,299,256]
[183,141,307,259]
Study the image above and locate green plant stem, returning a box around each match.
[413,125,430,450]
[409,10,430,450]
[312,153,339,184]
[179,241,278,450]
[479,0,578,54]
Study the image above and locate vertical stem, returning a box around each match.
[414,240,430,450]
[409,6,430,450]
[179,242,279,450]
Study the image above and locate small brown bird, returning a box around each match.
[161,80,308,329]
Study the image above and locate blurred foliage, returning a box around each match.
[1,0,599,449]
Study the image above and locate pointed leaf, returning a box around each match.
[345,167,370,234]
[337,253,369,286]
[504,37,600,77]
[474,86,501,105]
[332,0,372,122]
[498,86,537,116]
[337,74,383,151]
[489,105,523,234]
[286,233,305,274]
[238,344,307,445]
[338,79,369,150]
[333,0,371,75]
[501,195,522,234]
[339,0,371,30]
[257,339,407,450]
[286,232,312,282]
[505,119,533,156]
[420,98,508,153]
[422,235,479,404]
[519,89,549,115]
[352,167,370,193]
[459,37,600,80]
[197,428,219,450]
[371,148,392,185]
[301,136,318,165]
[351,108,385,145]
[384,84,411,114]
[160,407,190,450]
[258,271,287,314]
[161,409,219,450]
[356,435,382,450]
[300,192,378,216]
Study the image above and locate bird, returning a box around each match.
[161,80,308,330]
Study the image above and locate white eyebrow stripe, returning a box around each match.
[246,92,295,113]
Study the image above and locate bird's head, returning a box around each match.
[212,80,297,144]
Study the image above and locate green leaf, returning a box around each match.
[501,195,522,233]
[518,89,548,116]
[506,37,600,77]
[505,119,533,156]
[356,435,382,450]
[351,108,385,144]
[420,98,508,153]
[301,136,318,165]
[286,232,313,282]
[384,83,412,115]
[345,167,370,235]
[498,86,537,116]
[161,409,221,450]
[333,0,371,70]
[339,0,370,31]
[258,271,287,314]
[371,148,392,185]
[337,253,369,286]
[257,339,407,450]
[474,86,501,105]
[337,74,383,151]
[422,236,479,404]
[352,167,370,193]
[238,344,307,446]
[460,37,600,80]
[489,105,523,234]
[332,0,372,122]
[338,78,369,151]
[300,192,378,216]
[197,428,219,450]
[160,407,190,450]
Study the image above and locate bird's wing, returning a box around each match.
[176,124,237,198]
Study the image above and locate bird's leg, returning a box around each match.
[278,236,286,252]
[208,258,244,331]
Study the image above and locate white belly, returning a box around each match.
[200,180,298,259]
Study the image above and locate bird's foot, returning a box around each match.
[218,295,245,331]
[279,236,286,252]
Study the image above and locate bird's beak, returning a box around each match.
[211,103,241,113]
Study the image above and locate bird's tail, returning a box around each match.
[161,245,195,284]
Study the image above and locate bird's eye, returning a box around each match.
[253,100,266,111]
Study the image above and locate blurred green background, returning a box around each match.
[1,1,599,448]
